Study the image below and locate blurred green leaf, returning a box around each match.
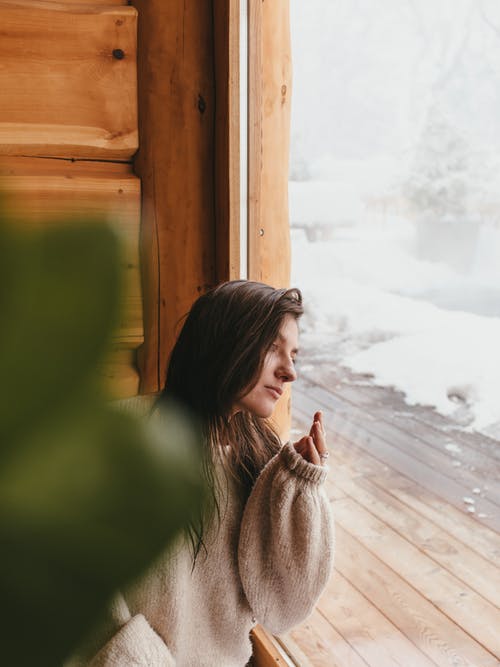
[0,210,206,666]
[0,219,120,451]
[0,397,204,667]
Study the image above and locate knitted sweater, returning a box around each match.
[73,442,334,667]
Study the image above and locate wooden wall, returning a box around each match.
[0,0,291,408]
[0,0,142,397]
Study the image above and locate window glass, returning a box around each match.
[290,0,500,438]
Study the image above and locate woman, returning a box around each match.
[84,280,334,666]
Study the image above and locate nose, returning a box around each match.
[278,357,297,383]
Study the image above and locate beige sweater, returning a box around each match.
[73,442,334,667]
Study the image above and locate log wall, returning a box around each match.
[0,0,141,397]
[0,0,291,409]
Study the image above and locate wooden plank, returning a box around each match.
[334,498,500,658]
[314,365,500,472]
[214,0,240,283]
[132,0,216,394]
[251,625,295,666]
[304,365,500,466]
[248,0,292,287]
[368,468,500,567]
[0,156,143,347]
[101,347,139,399]
[295,386,500,530]
[335,525,499,667]
[329,469,500,607]
[1,1,127,6]
[318,572,436,667]
[0,2,137,159]
[284,607,368,667]
[248,0,263,282]
[305,382,500,504]
[293,401,500,567]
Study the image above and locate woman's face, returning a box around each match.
[233,314,299,418]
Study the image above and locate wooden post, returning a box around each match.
[248,0,292,288]
[214,0,241,283]
[132,0,217,394]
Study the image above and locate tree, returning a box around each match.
[404,105,471,222]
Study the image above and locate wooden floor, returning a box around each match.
[279,364,500,667]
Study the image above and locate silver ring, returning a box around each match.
[319,452,330,460]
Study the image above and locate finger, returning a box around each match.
[310,411,325,438]
[312,420,327,455]
[316,410,326,437]
[305,437,321,465]
[294,436,319,464]
[293,436,308,455]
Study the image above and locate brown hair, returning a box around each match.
[157,280,303,555]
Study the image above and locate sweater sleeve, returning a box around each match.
[67,593,176,667]
[237,442,335,634]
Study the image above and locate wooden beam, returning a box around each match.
[214,0,240,283]
[248,0,263,282]
[0,1,138,160]
[251,624,296,666]
[132,0,217,394]
[248,0,292,288]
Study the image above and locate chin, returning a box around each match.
[253,403,276,419]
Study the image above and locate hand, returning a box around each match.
[293,411,329,466]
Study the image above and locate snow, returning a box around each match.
[292,219,500,436]
[288,0,500,438]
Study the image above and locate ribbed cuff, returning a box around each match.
[279,442,329,484]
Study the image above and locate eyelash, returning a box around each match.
[270,343,297,364]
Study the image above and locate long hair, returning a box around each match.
[156,280,303,556]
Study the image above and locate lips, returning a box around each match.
[265,386,283,400]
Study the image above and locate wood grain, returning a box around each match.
[308,379,500,495]
[333,471,500,606]
[296,384,500,530]
[0,156,143,348]
[334,498,500,657]
[294,390,500,563]
[0,2,138,159]
[251,625,294,666]
[248,0,292,287]
[248,0,263,282]
[100,347,140,399]
[336,526,498,667]
[132,0,216,394]
[285,607,367,667]
[214,0,240,283]
[317,571,435,667]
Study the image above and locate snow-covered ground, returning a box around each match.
[291,202,500,438]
